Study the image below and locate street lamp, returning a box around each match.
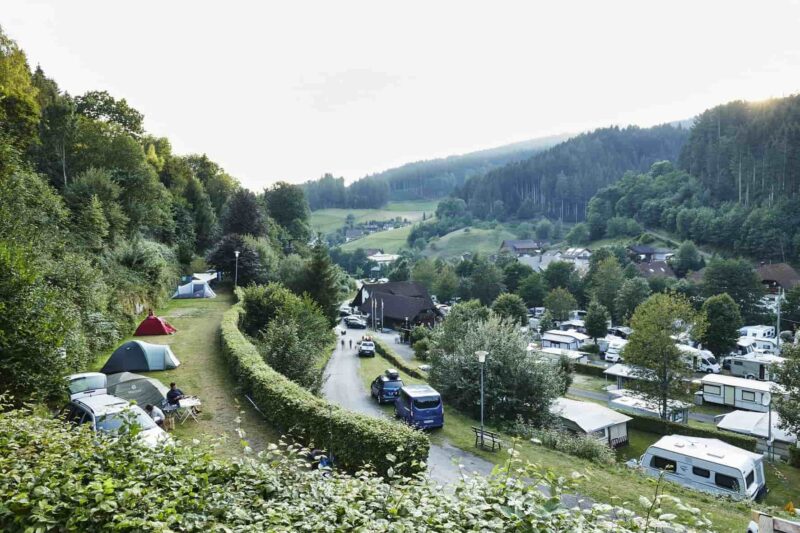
[234,250,240,288]
[475,350,488,448]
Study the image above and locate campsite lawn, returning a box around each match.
[309,199,439,234]
[90,290,278,458]
[356,348,795,531]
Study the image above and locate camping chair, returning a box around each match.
[160,400,178,430]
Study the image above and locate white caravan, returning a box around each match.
[739,325,776,339]
[700,374,779,413]
[727,353,785,381]
[639,435,766,501]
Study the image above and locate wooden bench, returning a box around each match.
[472,426,502,451]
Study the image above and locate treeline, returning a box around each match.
[302,134,569,209]
[455,125,689,221]
[0,27,335,402]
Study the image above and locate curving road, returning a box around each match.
[322,327,495,486]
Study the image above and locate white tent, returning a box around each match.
[172,280,216,299]
[192,271,217,284]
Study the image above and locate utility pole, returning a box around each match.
[777,288,783,350]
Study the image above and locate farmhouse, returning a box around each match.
[756,262,800,292]
[499,239,542,256]
[551,397,631,447]
[351,281,440,329]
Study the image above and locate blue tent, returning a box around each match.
[101,341,181,374]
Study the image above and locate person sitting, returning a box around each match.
[144,404,165,428]
[166,382,185,405]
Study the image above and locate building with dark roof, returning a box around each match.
[635,260,676,279]
[756,263,800,292]
[499,239,542,256]
[351,281,440,329]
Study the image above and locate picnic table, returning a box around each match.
[177,397,202,424]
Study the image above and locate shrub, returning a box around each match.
[574,362,606,377]
[374,339,426,378]
[514,421,615,464]
[789,446,800,468]
[221,301,428,475]
[0,403,711,531]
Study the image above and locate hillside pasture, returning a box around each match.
[309,199,439,234]
[423,226,517,259]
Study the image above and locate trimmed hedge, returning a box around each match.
[574,362,607,377]
[626,412,758,451]
[220,303,429,476]
[374,339,426,379]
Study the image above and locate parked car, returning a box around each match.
[358,339,376,357]
[370,369,404,403]
[394,384,444,429]
[344,316,367,329]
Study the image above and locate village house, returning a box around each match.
[635,260,676,280]
[756,262,800,293]
[351,281,441,330]
[627,244,673,263]
[499,239,542,256]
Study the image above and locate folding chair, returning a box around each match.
[160,400,179,430]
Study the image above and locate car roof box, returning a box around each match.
[385,368,400,379]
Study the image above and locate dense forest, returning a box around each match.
[302,133,570,210]
[454,125,690,221]
[0,27,339,402]
[587,95,800,261]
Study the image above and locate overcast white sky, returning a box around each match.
[4,1,800,189]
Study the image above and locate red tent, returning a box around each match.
[134,313,177,336]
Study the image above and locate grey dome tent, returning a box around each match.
[101,341,181,374]
[106,372,169,407]
[172,279,216,299]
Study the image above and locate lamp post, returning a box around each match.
[234,250,240,288]
[475,350,488,448]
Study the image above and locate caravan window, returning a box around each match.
[746,470,755,487]
[704,385,721,396]
[714,473,739,491]
[742,391,756,402]
[692,466,710,478]
[733,361,743,366]
[650,455,676,471]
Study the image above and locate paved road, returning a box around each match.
[568,386,717,424]
[369,328,414,362]
[322,328,495,486]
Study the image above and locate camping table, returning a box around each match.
[177,397,202,424]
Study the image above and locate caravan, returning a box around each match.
[639,435,766,500]
[700,374,778,413]
[677,344,720,373]
[726,353,785,381]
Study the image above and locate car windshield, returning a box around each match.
[413,397,441,409]
[384,380,403,390]
[362,342,374,348]
[705,356,717,364]
[96,407,156,433]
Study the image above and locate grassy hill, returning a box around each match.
[309,199,439,234]
[423,226,516,259]
[340,224,414,253]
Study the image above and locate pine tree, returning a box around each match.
[304,241,340,324]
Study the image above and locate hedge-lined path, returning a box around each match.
[323,328,496,485]
[131,290,279,457]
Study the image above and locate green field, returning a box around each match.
[423,226,517,259]
[340,224,414,253]
[309,199,440,234]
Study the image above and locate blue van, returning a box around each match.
[394,384,444,429]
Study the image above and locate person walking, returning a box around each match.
[349,339,353,349]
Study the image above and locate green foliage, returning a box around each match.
[624,293,706,420]
[542,260,577,291]
[514,423,615,464]
[698,293,742,357]
[222,189,267,237]
[588,256,625,321]
[464,258,505,305]
[538,310,556,332]
[543,288,577,322]
[517,272,546,307]
[782,284,800,326]
[257,317,323,391]
[502,260,534,293]
[671,240,703,277]
[429,300,490,355]
[410,258,437,291]
[573,362,607,377]
[614,277,652,324]
[433,264,459,301]
[584,300,610,341]
[429,315,563,425]
[491,293,528,325]
[0,30,41,151]
[605,216,642,238]
[75,90,144,138]
[222,301,428,475]
[374,339,426,378]
[206,233,263,286]
[625,412,757,451]
[302,242,341,324]
[775,343,800,439]
[535,218,554,240]
[565,223,590,245]
[702,258,764,322]
[263,181,310,242]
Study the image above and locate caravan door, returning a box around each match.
[724,386,735,406]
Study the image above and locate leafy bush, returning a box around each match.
[574,362,606,376]
[221,300,428,475]
[514,421,615,464]
[374,339,426,379]
[0,403,711,532]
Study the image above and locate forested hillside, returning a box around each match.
[303,133,570,209]
[587,95,800,261]
[0,27,327,402]
[455,125,690,221]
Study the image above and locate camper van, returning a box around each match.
[604,337,628,363]
[639,435,766,501]
[739,325,776,339]
[677,344,720,373]
[395,384,443,429]
[726,353,785,381]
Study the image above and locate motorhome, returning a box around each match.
[639,435,766,501]
[604,337,628,363]
[608,389,690,424]
[740,325,776,339]
[608,326,632,339]
[677,344,720,373]
[726,353,785,381]
[700,374,779,413]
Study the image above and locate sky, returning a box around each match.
[4,0,800,190]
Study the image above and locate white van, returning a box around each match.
[640,435,766,501]
[677,344,720,373]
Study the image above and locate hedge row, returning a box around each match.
[626,412,758,451]
[574,362,607,377]
[374,339,426,379]
[220,303,430,475]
